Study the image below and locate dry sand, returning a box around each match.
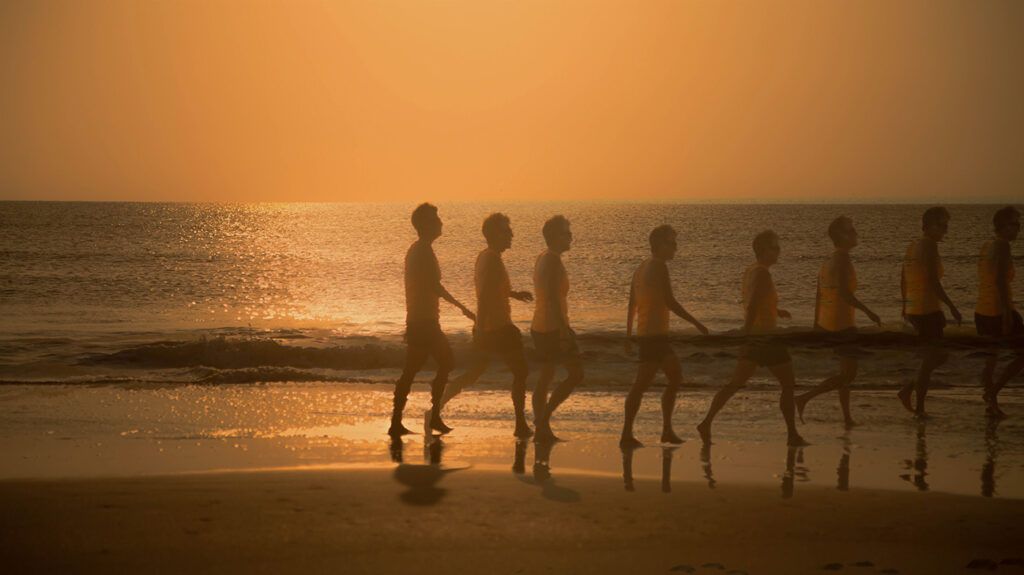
[2,466,1021,574]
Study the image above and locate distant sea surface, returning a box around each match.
[1,202,1021,387]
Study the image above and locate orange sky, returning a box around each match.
[1,0,1022,203]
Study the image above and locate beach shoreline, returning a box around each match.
[2,467,1021,574]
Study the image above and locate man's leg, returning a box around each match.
[790,356,856,423]
[390,346,430,436]
[768,360,808,446]
[620,362,660,448]
[915,345,948,417]
[837,357,858,426]
[989,353,1024,417]
[660,352,684,444]
[544,358,582,426]
[795,356,857,423]
[441,353,489,408]
[502,350,532,438]
[427,335,455,433]
[532,362,556,429]
[981,354,998,402]
[697,359,757,444]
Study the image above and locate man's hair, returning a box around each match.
[993,205,1020,229]
[753,230,779,258]
[410,203,438,236]
[542,215,570,247]
[649,224,676,251]
[828,216,852,246]
[921,206,950,231]
[482,212,511,244]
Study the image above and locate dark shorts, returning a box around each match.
[739,342,791,368]
[907,311,945,340]
[405,319,446,350]
[531,328,580,362]
[975,310,1024,337]
[638,335,675,364]
[475,324,524,355]
[825,327,863,359]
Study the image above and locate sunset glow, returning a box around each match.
[3,0,1022,203]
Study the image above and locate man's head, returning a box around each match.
[411,203,441,240]
[482,212,513,251]
[828,216,858,249]
[753,230,780,266]
[542,215,572,253]
[993,206,1021,242]
[649,224,678,260]
[921,206,950,241]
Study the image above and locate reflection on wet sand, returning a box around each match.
[982,419,1000,498]
[781,446,809,499]
[621,446,636,492]
[620,445,680,494]
[700,442,716,489]
[900,421,929,492]
[367,382,1022,501]
[661,447,678,493]
[391,437,466,505]
[837,433,851,491]
[514,440,581,502]
[513,439,528,475]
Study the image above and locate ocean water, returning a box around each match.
[3,202,1023,497]
[0,383,1021,498]
[0,201,1021,387]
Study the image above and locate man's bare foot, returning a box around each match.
[514,421,534,439]
[696,421,711,444]
[430,415,454,435]
[387,423,415,437]
[795,395,809,424]
[787,433,810,447]
[660,429,684,444]
[981,384,994,401]
[619,434,643,449]
[897,387,914,413]
[986,404,1007,419]
[534,426,560,444]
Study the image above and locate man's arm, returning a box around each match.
[924,241,961,323]
[511,287,534,303]
[995,241,1013,334]
[836,253,880,326]
[437,283,475,321]
[508,257,533,303]
[743,268,770,333]
[476,255,500,329]
[655,261,709,335]
[543,256,566,333]
[626,280,636,338]
[900,263,907,320]
[813,275,821,330]
[625,275,636,354]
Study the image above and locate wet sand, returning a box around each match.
[2,466,1021,574]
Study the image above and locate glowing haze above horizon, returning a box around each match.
[2,1,1022,203]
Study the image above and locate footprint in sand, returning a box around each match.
[849,561,874,567]
[821,563,843,571]
[668,565,695,573]
[701,562,725,570]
